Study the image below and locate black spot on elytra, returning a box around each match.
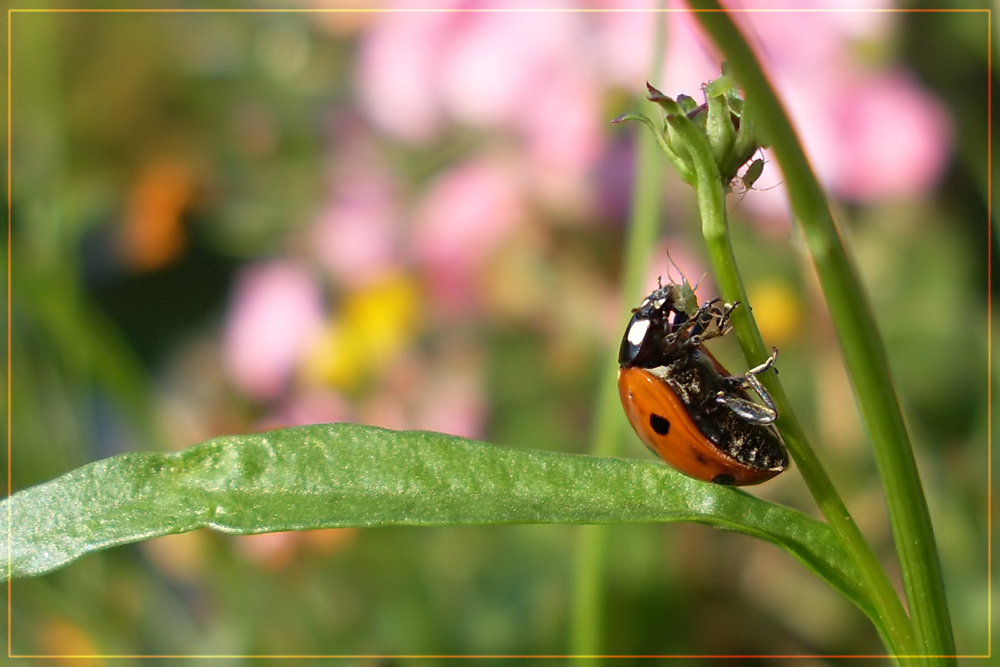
[712,474,736,485]
[649,414,670,435]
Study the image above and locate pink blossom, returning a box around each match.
[410,158,525,311]
[223,261,325,401]
[823,69,952,201]
[438,9,605,170]
[728,5,952,203]
[312,171,402,288]
[356,5,607,181]
[354,4,950,209]
[354,8,456,142]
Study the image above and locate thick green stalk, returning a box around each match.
[685,2,955,662]
[662,108,915,660]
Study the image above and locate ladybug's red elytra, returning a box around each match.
[617,275,788,485]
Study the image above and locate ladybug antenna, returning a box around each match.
[664,250,691,288]
[664,249,677,283]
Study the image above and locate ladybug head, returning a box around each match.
[619,282,737,369]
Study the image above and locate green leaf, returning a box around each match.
[4,423,870,617]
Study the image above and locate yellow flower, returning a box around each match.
[306,274,422,390]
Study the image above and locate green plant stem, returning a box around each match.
[569,11,668,658]
[569,523,607,657]
[685,1,956,662]
[569,377,619,656]
[569,85,665,660]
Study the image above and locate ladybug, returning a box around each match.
[617,277,788,485]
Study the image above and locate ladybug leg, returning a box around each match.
[743,347,778,379]
[687,299,737,344]
[714,348,779,424]
[715,392,778,424]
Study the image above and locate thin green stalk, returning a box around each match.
[569,521,607,656]
[685,2,955,661]
[569,70,667,664]
[569,10,668,658]
[568,379,617,656]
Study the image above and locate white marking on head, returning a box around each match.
[627,318,651,347]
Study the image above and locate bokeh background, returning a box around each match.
[6,1,990,659]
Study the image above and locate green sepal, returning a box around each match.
[705,84,737,169]
[612,108,695,184]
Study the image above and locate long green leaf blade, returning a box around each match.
[5,423,868,618]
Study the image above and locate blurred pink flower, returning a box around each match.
[312,170,402,288]
[411,158,525,311]
[223,261,325,401]
[591,4,657,87]
[310,111,405,287]
[660,8,732,95]
[356,5,607,182]
[439,10,605,170]
[356,4,950,209]
[818,69,952,201]
[355,7,456,142]
[729,5,952,204]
